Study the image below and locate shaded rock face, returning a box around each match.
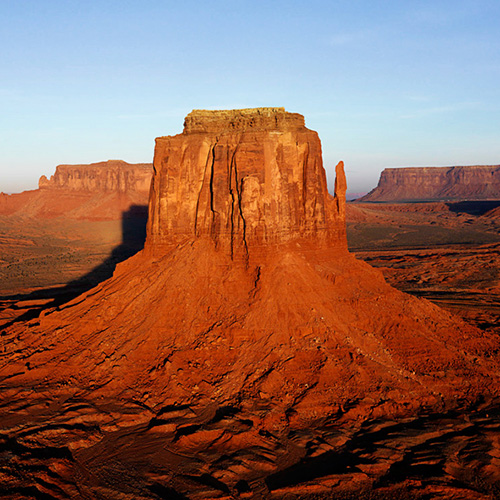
[1,109,500,498]
[38,159,152,194]
[359,165,500,202]
[147,108,346,253]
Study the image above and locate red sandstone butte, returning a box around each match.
[147,108,346,253]
[3,106,498,408]
[359,165,500,202]
[1,108,500,497]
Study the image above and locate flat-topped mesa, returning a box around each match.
[38,160,152,194]
[146,108,347,255]
[183,107,306,134]
[359,165,500,202]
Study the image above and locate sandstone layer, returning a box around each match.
[0,160,152,219]
[1,109,500,498]
[359,165,500,202]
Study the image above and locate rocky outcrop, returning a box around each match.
[359,165,500,202]
[38,159,152,194]
[1,109,500,498]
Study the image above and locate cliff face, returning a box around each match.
[1,109,500,498]
[147,108,346,253]
[359,165,500,202]
[38,160,152,194]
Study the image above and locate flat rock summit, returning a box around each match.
[1,108,500,499]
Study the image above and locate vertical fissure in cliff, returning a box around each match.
[234,158,248,259]
[194,143,216,237]
[301,142,310,233]
[209,140,219,243]
[228,146,236,258]
[227,138,248,260]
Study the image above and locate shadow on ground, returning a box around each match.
[0,205,148,328]
[447,200,500,216]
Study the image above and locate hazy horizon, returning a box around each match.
[2,0,499,194]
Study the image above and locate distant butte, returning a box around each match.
[1,109,500,498]
[359,165,500,202]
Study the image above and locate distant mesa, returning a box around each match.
[358,165,500,202]
[38,159,152,193]
[1,160,153,219]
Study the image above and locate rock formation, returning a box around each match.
[0,160,152,219]
[147,108,346,252]
[38,159,152,193]
[1,109,500,498]
[359,165,500,202]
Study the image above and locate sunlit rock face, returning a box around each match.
[0,160,152,219]
[38,160,152,194]
[146,108,347,254]
[359,165,500,202]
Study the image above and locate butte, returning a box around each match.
[1,108,499,498]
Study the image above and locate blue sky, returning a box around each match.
[1,0,499,194]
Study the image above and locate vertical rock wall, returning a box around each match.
[146,108,347,254]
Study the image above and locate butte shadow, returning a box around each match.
[1,108,499,498]
[0,204,148,329]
